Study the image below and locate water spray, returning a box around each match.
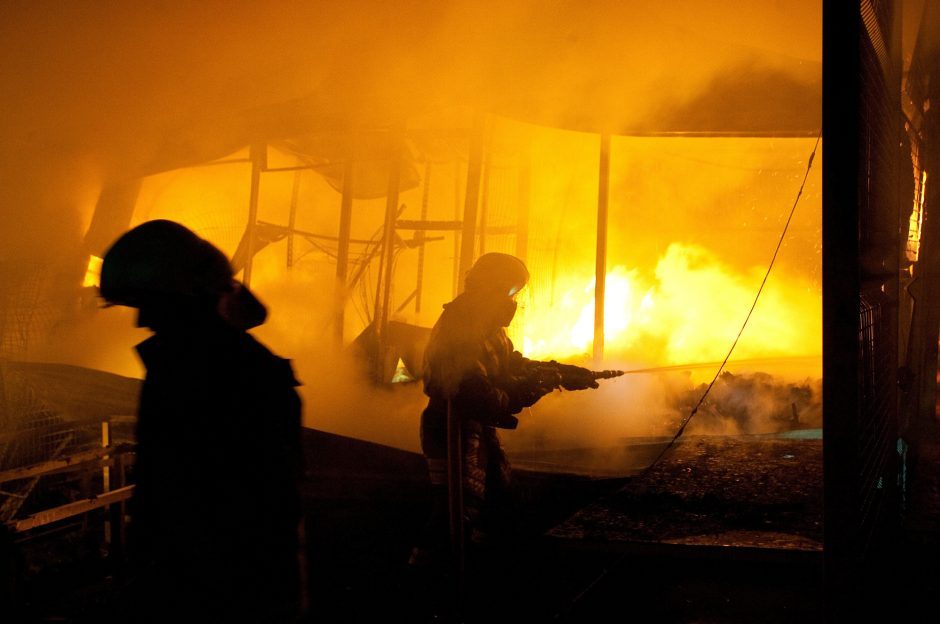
[613,355,821,376]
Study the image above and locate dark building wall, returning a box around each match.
[823,0,905,619]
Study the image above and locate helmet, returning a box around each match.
[464,253,529,296]
[99,220,233,307]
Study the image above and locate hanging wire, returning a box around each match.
[554,133,823,621]
[641,133,822,475]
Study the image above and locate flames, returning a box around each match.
[522,265,650,358]
[517,243,821,373]
[83,255,103,288]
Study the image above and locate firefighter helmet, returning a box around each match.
[464,252,529,296]
[99,220,233,307]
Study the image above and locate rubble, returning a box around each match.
[550,435,823,550]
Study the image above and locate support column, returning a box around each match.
[242,144,266,287]
[478,140,491,257]
[515,157,531,263]
[458,113,485,288]
[822,1,861,619]
[375,134,403,381]
[593,133,611,364]
[416,161,431,314]
[287,171,301,268]
[335,156,354,346]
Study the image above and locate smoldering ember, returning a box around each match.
[1,2,939,623]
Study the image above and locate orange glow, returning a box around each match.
[907,170,926,262]
[0,1,824,457]
[518,243,821,372]
[523,266,649,358]
[83,255,103,288]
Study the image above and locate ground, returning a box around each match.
[10,426,940,623]
[302,430,825,623]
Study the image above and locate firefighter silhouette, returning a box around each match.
[100,220,305,623]
[412,253,600,572]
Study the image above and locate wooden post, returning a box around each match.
[287,170,301,268]
[416,161,431,314]
[478,141,491,257]
[515,157,531,263]
[335,156,355,346]
[445,400,465,610]
[375,133,403,381]
[243,144,266,288]
[453,161,462,297]
[110,452,127,561]
[515,155,531,343]
[594,133,611,364]
[101,420,111,545]
[458,113,485,289]
[823,1,860,619]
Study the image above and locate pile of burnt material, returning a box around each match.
[549,434,823,551]
[673,371,822,436]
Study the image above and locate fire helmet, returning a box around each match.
[99,220,234,307]
[464,252,529,297]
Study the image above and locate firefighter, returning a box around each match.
[99,220,305,623]
[410,252,596,574]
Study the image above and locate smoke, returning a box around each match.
[1,2,823,465]
[677,371,821,436]
[647,62,821,135]
[9,128,822,470]
[497,363,821,478]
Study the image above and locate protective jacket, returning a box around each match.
[419,293,544,543]
[132,323,303,622]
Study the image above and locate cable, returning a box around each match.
[555,134,822,620]
[640,133,821,475]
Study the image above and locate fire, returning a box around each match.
[516,243,821,371]
[83,255,103,288]
[520,265,650,359]
[569,267,639,351]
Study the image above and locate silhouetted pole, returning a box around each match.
[445,399,465,610]
[444,112,485,614]
[516,157,531,263]
[452,161,461,297]
[478,139,491,256]
[375,134,402,381]
[458,113,485,288]
[335,156,354,346]
[415,161,430,314]
[286,171,301,268]
[243,143,265,287]
[823,1,859,620]
[594,133,611,363]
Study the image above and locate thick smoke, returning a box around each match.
[2,2,822,469]
[675,371,822,435]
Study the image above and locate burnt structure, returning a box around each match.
[824,0,940,619]
[4,2,940,622]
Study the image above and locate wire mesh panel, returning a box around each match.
[857,296,898,552]
[823,7,904,614]
[0,263,64,492]
[848,0,902,560]
[0,264,52,361]
[0,361,139,527]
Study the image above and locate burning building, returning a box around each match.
[0,1,938,622]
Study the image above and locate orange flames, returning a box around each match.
[83,255,103,288]
[516,243,821,373]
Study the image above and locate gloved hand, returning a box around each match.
[506,380,552,413]
[551,361,599,390]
